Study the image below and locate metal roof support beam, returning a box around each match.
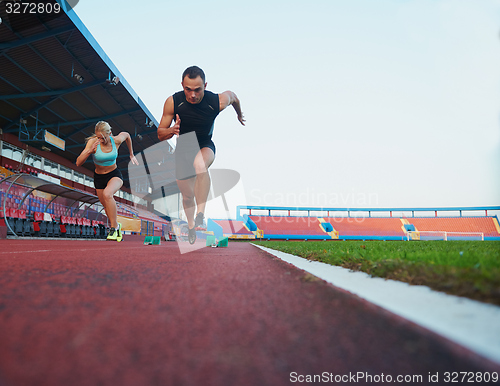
[3,95,57,132]
[61,109,143,147]
[123,123,161,151]
[0,52,98,136]
[11,112,137,138]
[3,80,112,133]
[0,72,26,93]
[138,127,158,137]
[0,112,12,121]
[0,78,109,101]
[22,24,114,131]
[26,41,90,123]
[1,93,57,131]
[0,98,84,157]
[0,101,81,158]
[46,28,154,152]
[2,52,52,90]
[0,25,75,52]
[40,22,154,155]
[62,108,142,139]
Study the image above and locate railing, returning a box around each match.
[0,172,104,237]
[237,205,500,219]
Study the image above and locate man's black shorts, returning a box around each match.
[175,139,216,181]
[93,168,123,189]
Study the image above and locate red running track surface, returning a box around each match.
[0,238,498,386]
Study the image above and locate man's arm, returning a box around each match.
[219,91,245,125]
[157,96,180,141]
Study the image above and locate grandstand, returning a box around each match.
[0,165,174,239]
[248,216,331,239]
[205,206,500,241]
[0,1,179,239]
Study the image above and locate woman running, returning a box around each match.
[76,121,139,241]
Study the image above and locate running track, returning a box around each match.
[0,238,498,386]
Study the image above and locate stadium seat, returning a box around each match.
[320,222,334,232]
[66,217,75,238]
[86,218,93,238]
[33,211,44,236]
[97,222,107,239]
[5,208,17,235]
[91,220,105,239]
[76,217,83,238]
[70,217,77,238]
[80,218,90,238]
[59,216,69,237]
[86,219,93,238]
[46,217,54,237]
[90,220,97,238]
[404,224,416,232]
[14,209,25,235]
[22,211,34,236]
[242,214,257,232]
[52,215,61,237]
[60,216,69,237]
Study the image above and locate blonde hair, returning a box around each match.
[85,121,112,142]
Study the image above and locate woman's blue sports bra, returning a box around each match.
[93,137,117,166]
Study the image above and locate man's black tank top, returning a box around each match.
[173,90,220,144]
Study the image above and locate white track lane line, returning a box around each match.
[253,244,500,364]
[0,250,52,254]
[0,246,151,255]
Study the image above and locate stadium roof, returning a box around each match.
[0,0,178,195]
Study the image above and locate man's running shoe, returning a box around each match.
[116,223,123,242]
[194,212,205,228]
[107,227,117,240]
[188,227,196,244]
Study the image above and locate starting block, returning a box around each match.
[206,236,228,248]
[144,236,161,245]
[206,235,217,247]
[218,237,228,247]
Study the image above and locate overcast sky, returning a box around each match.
[73,0,500,218]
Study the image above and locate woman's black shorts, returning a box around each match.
[93,168,123,190]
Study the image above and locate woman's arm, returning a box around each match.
[76,138,98,167]
[115,131,139,165]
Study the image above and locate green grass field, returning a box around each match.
[252,240,500,305]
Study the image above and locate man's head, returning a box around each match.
[182,66,206,104]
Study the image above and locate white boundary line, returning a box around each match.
[0,246,153,255]
[252,243,500,364]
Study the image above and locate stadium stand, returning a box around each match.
[0,172,173,239]
[324,217,406,240]
[408,217,499,238]
[0,3,180,240]
[230,206,500,241]
[214,220,254,239]
[249,216,328,239]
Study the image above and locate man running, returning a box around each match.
[157,66,245,244]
